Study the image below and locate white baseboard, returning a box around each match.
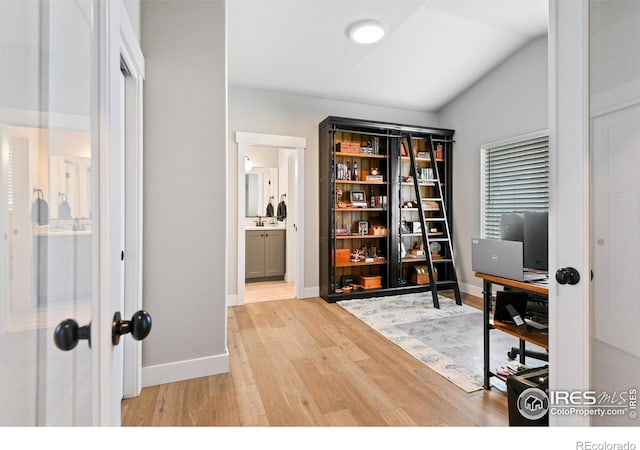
[141,352,229,388]
[459,281,483,298]
[302,286,319,299]
[227,294,238,307]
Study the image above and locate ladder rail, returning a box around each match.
[425,135,462,305]
[425,135,456,266]
[406,135,440,308]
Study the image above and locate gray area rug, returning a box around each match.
[337,292,546,392]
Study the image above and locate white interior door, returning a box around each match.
[589,0,640,426]
[551,0,640,427]
[0,0,96,425]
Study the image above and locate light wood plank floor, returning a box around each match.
[121,291,508,426]
[245,280,296,303]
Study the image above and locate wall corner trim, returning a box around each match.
[141,352,229,389]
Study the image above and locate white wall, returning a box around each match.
[228,87,437,298]
[123,0,140,40]
[246,146,278,168]
[140,0,228,386]
[437,35,549,296]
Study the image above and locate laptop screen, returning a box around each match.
[471,238,526,281]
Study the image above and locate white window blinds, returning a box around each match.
[480,130,549,238]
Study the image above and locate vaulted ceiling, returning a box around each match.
[228,0,548,112]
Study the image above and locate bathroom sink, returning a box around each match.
[245,224,284,231]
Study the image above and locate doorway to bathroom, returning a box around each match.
[235,132,306,305]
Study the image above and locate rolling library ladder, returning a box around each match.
[405,134,462,308]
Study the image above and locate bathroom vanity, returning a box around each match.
[245,227,286,280]
[34,228,92,304]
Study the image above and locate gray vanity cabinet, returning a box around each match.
[246,229,285,280]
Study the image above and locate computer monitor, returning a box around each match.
[500,213,524,242]
[499,211,548,271]
[523,211,548,271]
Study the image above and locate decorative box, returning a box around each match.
[410,266,437,285]
[369,225,388,236]
[359,275,382,290]
[335,142,361,154]
[340,274,356,287]
[333,249,351,265]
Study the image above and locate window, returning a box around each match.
[480,130,549,238]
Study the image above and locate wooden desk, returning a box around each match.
[475,272,549,389]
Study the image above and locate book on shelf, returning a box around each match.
[495,361,529,377]
[365,174,384,182]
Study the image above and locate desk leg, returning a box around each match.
[483,279,492,389]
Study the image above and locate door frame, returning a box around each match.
[548,0,591,426]
[234,132,307,305]
[119,7,145,401]
[95,1,145,424]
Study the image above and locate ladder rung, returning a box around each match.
[429,238,450,242]
[421,198,442,202]
[425,218,447,222]
[432,259,453,263]
[431,139,454,143]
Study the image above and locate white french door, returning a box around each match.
[551,0,640,427]
[0,0,149,426]
[0,0,97,425]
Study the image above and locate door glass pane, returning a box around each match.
[0,0,94,425]
[590,0,640,426]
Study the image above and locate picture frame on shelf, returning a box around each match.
[351,190,367,207]
[358,221,369,235]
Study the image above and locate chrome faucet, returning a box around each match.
[256,216,264,227]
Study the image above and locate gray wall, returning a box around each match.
[437,35,549,295]
[141,0,228,384]
[227,87,437,298]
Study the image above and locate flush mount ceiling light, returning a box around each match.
[348,20,386,44]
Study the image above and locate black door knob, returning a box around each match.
[54,319,91,351]
[112,310,152,345]
[556,267,581,285]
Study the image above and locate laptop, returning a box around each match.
[471,238,548,282]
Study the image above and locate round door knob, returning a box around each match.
[112,310,152,345]
[555,267,580,285]
[54,319,91,351]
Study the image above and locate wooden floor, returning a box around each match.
[245,280,296,303]
[121,291,508,426]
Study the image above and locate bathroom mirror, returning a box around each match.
[245,167,277,217]
[49,155,92,219]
